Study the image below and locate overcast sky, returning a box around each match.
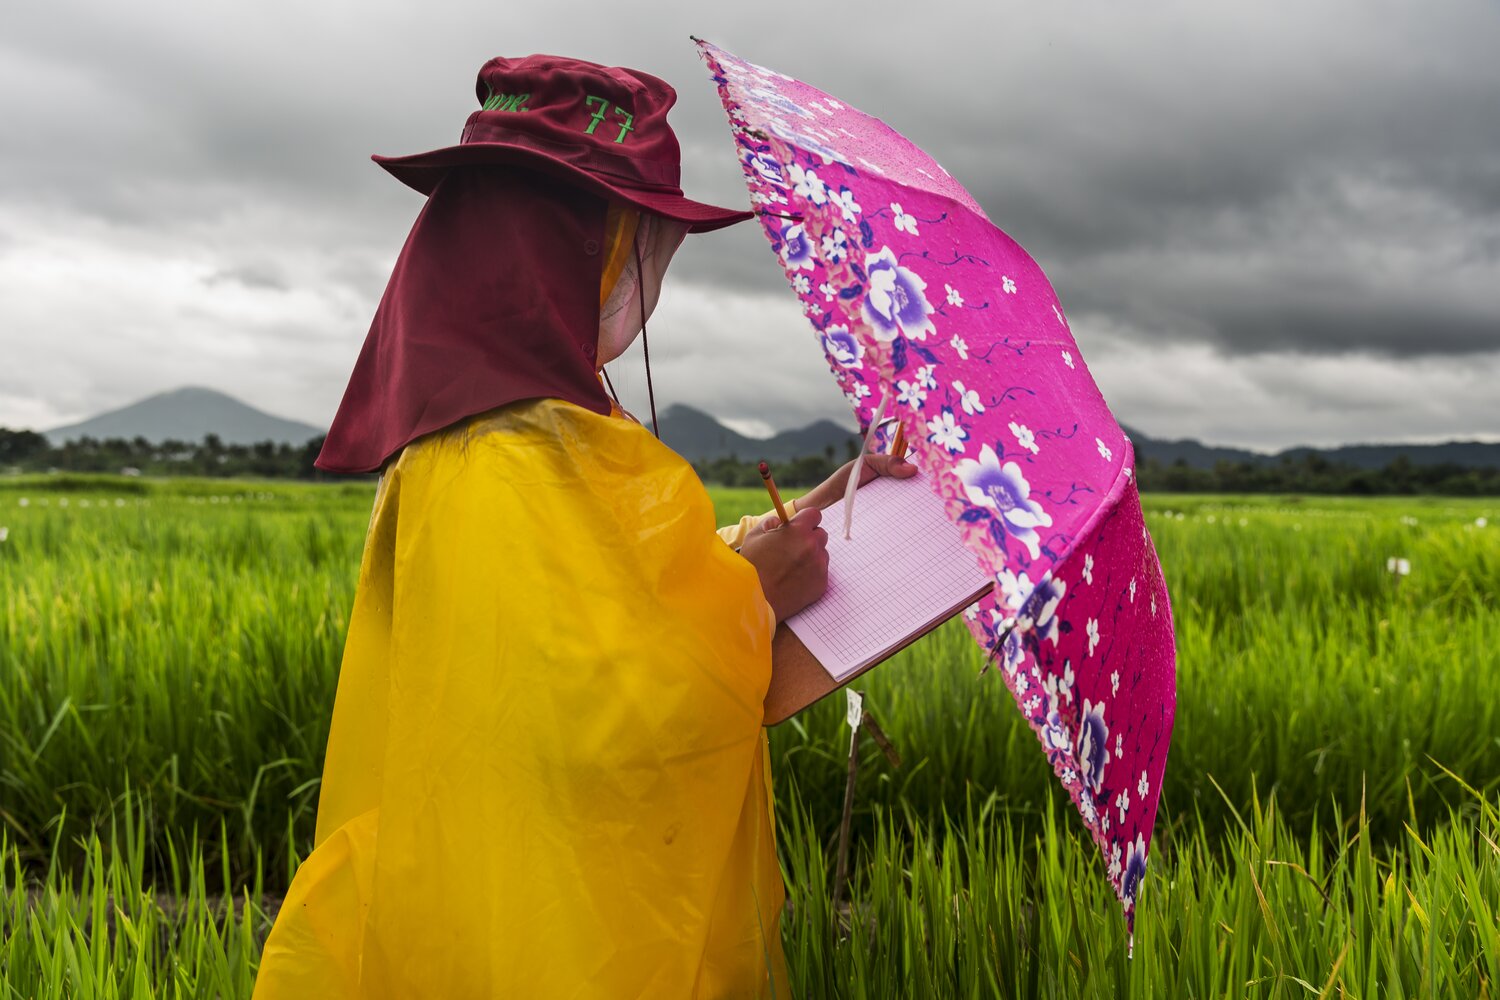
[2,1,1497,449]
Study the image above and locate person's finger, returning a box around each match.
[759,513,784,532]
[792,505,823,528]
[859,453,917,484]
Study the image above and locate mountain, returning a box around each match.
[45,387,323,446]
[1124,425,1500,471]
[659,404,860,463]
[661,406,1500,472]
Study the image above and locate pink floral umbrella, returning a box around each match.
[696,39,1177,934]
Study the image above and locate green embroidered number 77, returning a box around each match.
[583,95,610,136]
[583,95,635,144]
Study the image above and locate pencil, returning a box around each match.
[758,461,791,524]
[889,422,906,458]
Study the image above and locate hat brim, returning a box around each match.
[372,144,754,234]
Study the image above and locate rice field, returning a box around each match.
[2,474,1497,997]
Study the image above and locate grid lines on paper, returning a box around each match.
[787,475,986,679]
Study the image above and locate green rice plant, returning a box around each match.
[3,786,1494,998]
[1,478,1496,894]
[0,797,270,998]
[777,784,1500,998]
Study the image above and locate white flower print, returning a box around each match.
[1116,733,1124,758]
[1115,788,1130,824]
[915,364,938,391]
[1044,659,1076,710]
[1079,791,1098,825]
[1138,770,1150,799]
[1096,437,1113,462]
[1001,275,1017,294]
[926,408,968,454]
[787,163,828,205]
[819,281,837,301]
[853,382,872,399]
[895,379,928,410]
[1086,617,1101,656]
[820,228,848,263]
[1009,421,1039,455]
[891,202,919,235]
[1083,554,1094,585]
[1062,767,1077,785]
[792,274,811,294]
[1111,670,1120,696]
[997,568,1032,611]
[953,380,984,415]
[1062,350,1075,370]
[945,284,964,308]
[1108,843,1123,881]
[829,185,862,223]
[950,334,969,360]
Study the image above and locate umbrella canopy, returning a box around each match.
[696,38,1177,931]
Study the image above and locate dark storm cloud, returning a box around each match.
[1,0,1497,442]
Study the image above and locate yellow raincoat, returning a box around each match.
[253,398,791,997]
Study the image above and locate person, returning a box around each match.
[252,54,912,999]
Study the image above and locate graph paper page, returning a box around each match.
[786,473,990,681]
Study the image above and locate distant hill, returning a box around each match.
[45,387,323,447]
[36,388,1499,471]
[1123,425,1500,471]
[662,407,1500,472]
[659,404,860,463]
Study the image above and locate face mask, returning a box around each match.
[597,212,689,368]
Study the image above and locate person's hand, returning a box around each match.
[737,506,830,622]
[794,451,917,511]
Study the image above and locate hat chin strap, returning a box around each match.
[599,248,658,439]
[598,214,688,438]
[635,238,659,439]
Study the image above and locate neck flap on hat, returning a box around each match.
[316,167,612,474]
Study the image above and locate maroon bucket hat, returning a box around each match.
[373,54,753,232]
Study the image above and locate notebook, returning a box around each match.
[765,472,993,723]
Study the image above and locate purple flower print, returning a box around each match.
[1042,710,1071,766]
[954,445,1054,559]
[1075,698,1110,795]
[862,246,935,341]
[999,626,1026,675]
[780,222,816,271]
[1025,573,1066,645]
[1122,833,1148,910]
[739,147,789,189]
[821,325,864,369]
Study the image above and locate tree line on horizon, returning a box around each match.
[3,426,1498,495]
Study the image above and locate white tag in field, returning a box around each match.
[845,688,864,729]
